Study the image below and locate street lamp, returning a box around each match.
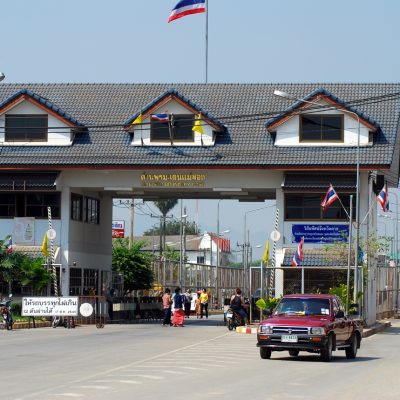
[274,89,362,304]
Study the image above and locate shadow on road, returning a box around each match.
[269,355,380,363]
[377,325,400,335]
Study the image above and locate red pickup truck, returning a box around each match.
[257,294,363,362]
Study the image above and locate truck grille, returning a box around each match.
[272,326,309,335]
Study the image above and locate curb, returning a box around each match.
[362,320,391,338]
[236,325,258,334]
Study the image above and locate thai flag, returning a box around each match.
[291,237,304,267]
[151,113,169,123]
[377,184,389,212]
[321,184,339,211]
[5,236,13,254]
[168,0,206,23]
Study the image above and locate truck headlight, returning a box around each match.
[310,327,325,335]
[259,325,273,334]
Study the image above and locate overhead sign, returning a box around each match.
[112,220,125,238]
[140,173,206,188]
[292,224,349,244]
[22,297,79,316]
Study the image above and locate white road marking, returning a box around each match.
[52,394,84,398]
[75,385,110,390]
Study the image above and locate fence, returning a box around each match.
[376,265,399,318]
[151,260,244,307]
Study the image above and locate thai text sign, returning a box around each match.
[140,173,206,187]
[112,220,125,238]
[292,224,349,243]
[22,297,79,316]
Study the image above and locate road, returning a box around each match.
[1,317,399,400]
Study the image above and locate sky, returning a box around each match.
[2,0,400,259]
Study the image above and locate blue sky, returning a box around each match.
[2,0,399,258]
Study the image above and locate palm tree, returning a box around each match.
[153,200,178,255]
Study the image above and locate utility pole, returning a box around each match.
[129,199,134,248]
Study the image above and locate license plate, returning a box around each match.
[226,312,233,318]
[281,335,298,343]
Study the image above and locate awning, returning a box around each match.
[282,248,349,267]
[0,172,58,191]
[12,245,60,261]
[282,173,356,192]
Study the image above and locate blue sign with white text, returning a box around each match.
[292,224,349,243]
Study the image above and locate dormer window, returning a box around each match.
[300,114,343,142]
[151,114,194,142]
[5,114,48,142]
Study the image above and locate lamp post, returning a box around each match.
[274,89,362,305]
[179,204,187,288]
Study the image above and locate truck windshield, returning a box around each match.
[274,298,331,316]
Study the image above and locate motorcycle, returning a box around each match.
[0,294,13,331]
[226,297,250,331]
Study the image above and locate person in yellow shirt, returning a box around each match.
[199,288,209,319]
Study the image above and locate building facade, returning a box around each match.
[1,83,399,325]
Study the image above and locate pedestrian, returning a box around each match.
[106,288,115,321]
[200,287,209,319]
[195,291,201,319]
[162,288,173,327]
[184,288,192,318]
[172,287,185,327]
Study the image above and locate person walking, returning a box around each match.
[200,287,209,319]
[162,288,173,327]
[195,290,201,319]
[184,288,192,318]
[172,287,185,327]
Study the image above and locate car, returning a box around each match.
[257,294,363,362]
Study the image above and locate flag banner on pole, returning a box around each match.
[132,112,142,125]
[168,0,206,23]
[377,183,389,212]
[192,113,204,135]
[291,237,304,267]
[151,113,169,123]
[262,239,270,264]
[41,232,49,257]
[5,235,13,254]
[321,184,339,211]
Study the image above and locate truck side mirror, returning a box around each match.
[264,308,272,316]
[335,310,345,319]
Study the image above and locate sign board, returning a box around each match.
[112,220,125,238]
[47,228,57,240]
[22,297,79,316]
[292,224,349,244]
[270,230,281,242]
[13,217,35,245]
[140,173,206,188]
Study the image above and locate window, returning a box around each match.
[150,114,194,142]
[197,256,205,264]
[5,114,48,142]
[285,193,355,220]
[85,197,100,224]
[300,114,343,142]
[71,193,83,221]
[0,193,60,218]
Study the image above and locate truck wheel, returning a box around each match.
[345,334,358,359]
[289,350,299,357]
[320,335,333,362]
[260,347,271,359]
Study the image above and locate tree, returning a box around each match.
[153,200,178,253]
[0,238,52,296]
[112,239,154,290]
[143,219,199,236]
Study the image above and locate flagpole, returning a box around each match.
[205,0,208,83]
